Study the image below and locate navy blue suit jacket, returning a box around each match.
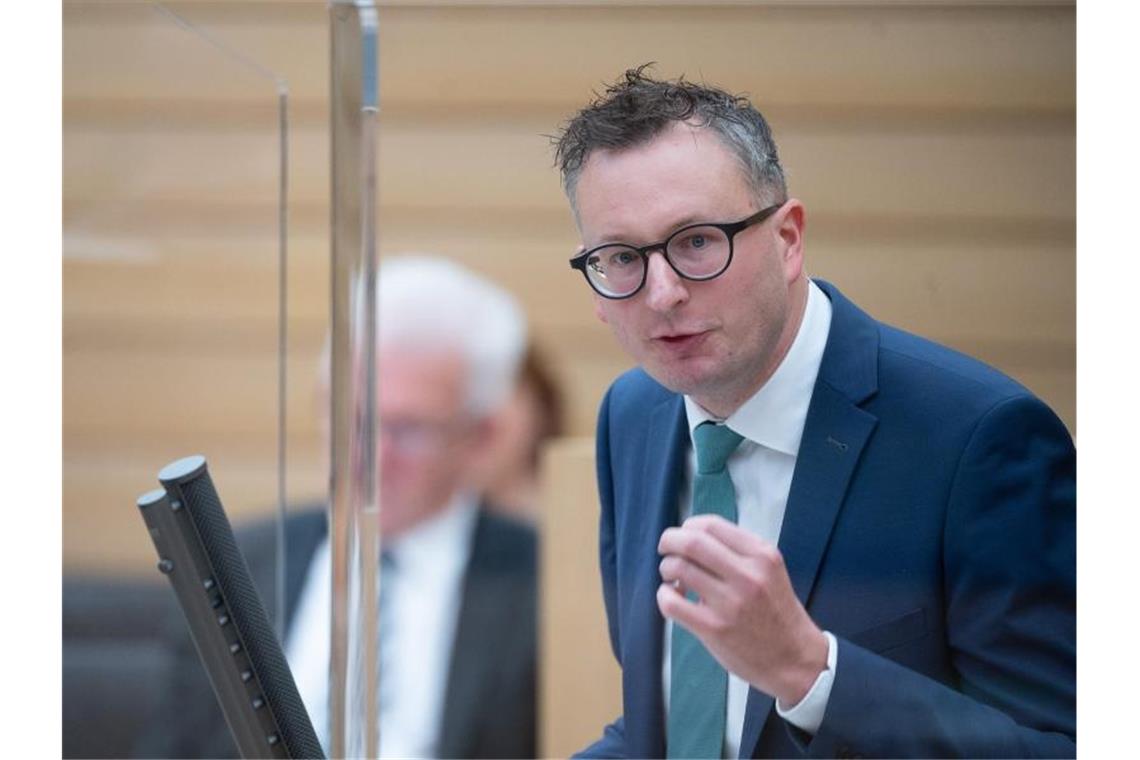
[580,281,1075,758]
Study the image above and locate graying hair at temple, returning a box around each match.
[553,64,788,218]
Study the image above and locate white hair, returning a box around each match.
[377,255,527,416]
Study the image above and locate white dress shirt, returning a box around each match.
[284,493,479,758]
[662,279,837,757]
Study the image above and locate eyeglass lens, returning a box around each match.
[585,225,732,297]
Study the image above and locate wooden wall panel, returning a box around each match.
[63,229,1073,450]
[64,229,1074,337]
[64,435,326,571]
[65,118,1074,220]
[62,0,1075,573]
[64,3,1074,112]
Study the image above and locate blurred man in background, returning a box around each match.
[138,256,538,759]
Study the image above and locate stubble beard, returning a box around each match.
[670,312,789,417]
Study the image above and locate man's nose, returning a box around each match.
[643,251,689,312]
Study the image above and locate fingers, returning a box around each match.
[658,515,776,581]
[657,516,815,699]
[659,516,789,614]
[658,523,740,582]
[658,553,729,607]
[686,514,770,556]
[656,578,722,636]
[657,517,767,628]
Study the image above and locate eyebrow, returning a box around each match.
[593,213,713,248]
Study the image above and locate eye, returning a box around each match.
[676,232,708,251]
[601,248,640,270]
[612,250,639,266]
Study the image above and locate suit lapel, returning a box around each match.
[737,383,877,756]
[284,510,329,627]
[438,584,483,757]
[437,509,537,759]
[438,512,497,759]
[738,281,880,758]
[244,507,326,642]
[640,394,688,551]
[781,382,878,606]
[627,393,688,760]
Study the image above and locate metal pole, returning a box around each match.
[328,1,379,757]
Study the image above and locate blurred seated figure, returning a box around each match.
[137,256,537,759]
[475,343,565,523]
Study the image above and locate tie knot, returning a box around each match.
[693,421,744,474]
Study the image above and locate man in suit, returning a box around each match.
[553,67,1075,758]
[137,256,537,759]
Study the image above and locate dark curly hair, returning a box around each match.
[553,64,787,217]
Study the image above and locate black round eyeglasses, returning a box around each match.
[568,203,783,299]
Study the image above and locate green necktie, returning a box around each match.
[667,421,744,759]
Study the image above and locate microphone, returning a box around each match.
[138,455,324,759]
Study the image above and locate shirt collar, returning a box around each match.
[684,279,833,457]
[385,491,478,577]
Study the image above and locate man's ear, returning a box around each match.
[775,199,806,284]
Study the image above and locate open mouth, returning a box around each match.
[655,330,709,349]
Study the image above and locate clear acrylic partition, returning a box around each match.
[64,0,289,609]
[62,1,379,755]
